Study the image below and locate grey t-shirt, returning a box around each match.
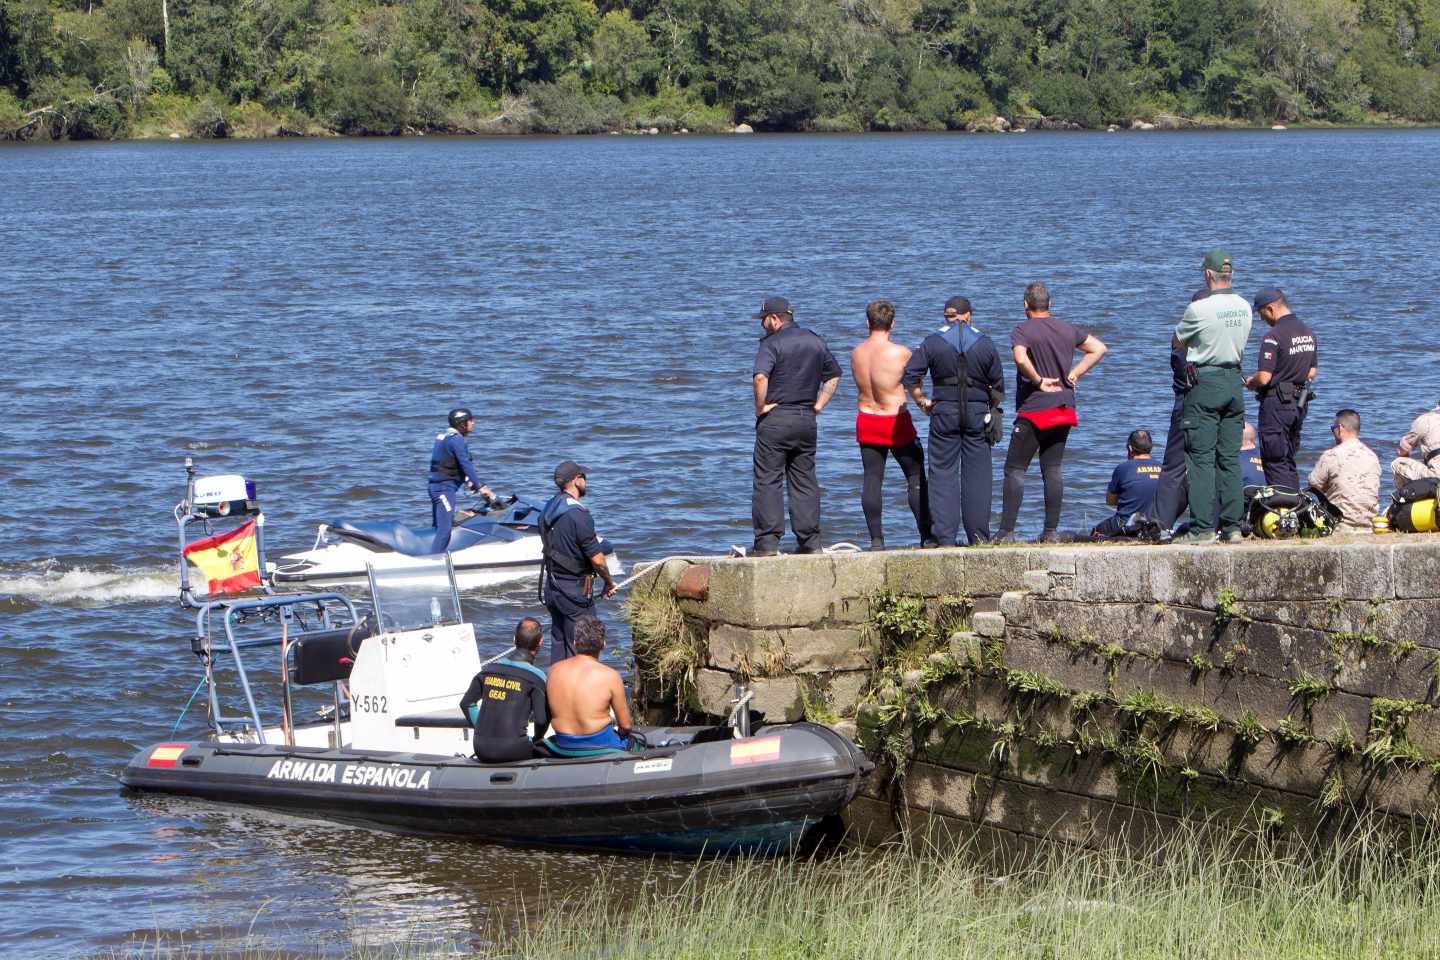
[1175,289,1252,366]
[1010,315,1088,412]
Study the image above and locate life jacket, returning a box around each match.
[537,494,585,597]
[937,324,1001,411]
[1388,477,1440,533]
[1248,487,1340,539]
[429,429,464,484]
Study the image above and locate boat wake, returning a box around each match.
[0,561,174,606]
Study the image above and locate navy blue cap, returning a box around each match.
[755,296,792,319]
[1253,287,1285,310]
[553,460,588,486]
[943,296,972,317]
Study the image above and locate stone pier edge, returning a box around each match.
[627,537,1440,847]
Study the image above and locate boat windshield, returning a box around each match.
[366,557,464,632]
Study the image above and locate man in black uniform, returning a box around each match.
[751,296,842,556]
[459,617,549,763]
[1152,289,1209,538]
[1244,288,1317,493]
[539,460,616,664]
[903,296,1005,545]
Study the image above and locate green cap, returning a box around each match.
[1202,248,1233,273]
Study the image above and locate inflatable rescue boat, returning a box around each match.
[122,463,869,854]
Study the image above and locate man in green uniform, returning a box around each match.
[1173,249,1253,543]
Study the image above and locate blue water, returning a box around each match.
[3,129,1439,955]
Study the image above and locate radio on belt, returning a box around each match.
[192,474,260,518]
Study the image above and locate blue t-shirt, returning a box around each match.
[1242,450,1266,488]
[1108,458,1162,516]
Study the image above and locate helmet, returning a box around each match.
[447,407,474,430]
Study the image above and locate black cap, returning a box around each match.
[447,407,473,429]
[553,460,588,486]
[1253,287,1285,310]
[755,296,792,319]
[943,296,972,317]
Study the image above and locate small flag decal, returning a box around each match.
[729,737,781,766]
[147,744,188,768]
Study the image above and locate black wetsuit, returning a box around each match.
[459,656,549,763]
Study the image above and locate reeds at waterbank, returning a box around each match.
[504,817,1440,960]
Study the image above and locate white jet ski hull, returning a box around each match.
[272,538,544,591]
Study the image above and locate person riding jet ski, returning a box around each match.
[429,408,493,554]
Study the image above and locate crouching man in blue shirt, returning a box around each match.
[1092,430,1162,539]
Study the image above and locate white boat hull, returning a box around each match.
[272,537,544,591]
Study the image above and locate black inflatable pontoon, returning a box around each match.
[122,720,868,855]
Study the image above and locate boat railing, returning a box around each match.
[193,591,361,745]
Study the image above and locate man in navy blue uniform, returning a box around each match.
[903,296,1005,545]
[1091,430,1162,539]
[459,617,549,763]
[1152,289,1210,539]
[539,460,616,664]
[751,296,842,556]
[428,408,492,554]
[1244,288,1317,493]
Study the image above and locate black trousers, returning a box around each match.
[543,578,592,665]
[1153,390,1189,531]
[926,401,993,545]
[999,419,1071,535]
[752,407,820,552]
[859,440,929,546]
[474,736,536,763]
[1258,395,1304,493]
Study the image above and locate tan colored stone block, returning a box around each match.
[1074,549,1156,601]
[1393,540,1440,600]
[693,667,737,717]
[972,610,1006,638]
[1338,541,1395,600]
[883,550,967,597]
[824,671,872,718]
[1231,544,1343,600]
[962,549,1031,596]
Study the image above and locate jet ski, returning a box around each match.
[131,466,868,855]
[269,495,618,593]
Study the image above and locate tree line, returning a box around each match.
[2,0,1438,140]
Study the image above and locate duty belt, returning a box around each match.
[1262,381,1303,403]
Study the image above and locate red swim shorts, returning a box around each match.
[1017,406,1079,431]
[856,408,918,448]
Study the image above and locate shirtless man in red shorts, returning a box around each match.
[851,300,932,550]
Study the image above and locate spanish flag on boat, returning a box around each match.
[184,517,262,595]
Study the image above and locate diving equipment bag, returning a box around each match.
[1248,486,1342,539]
[1387,478,1440,534]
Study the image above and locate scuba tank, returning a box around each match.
[1387,478,1440,533]
[1248,487,1341,539]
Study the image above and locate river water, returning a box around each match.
[3,129,1439,956]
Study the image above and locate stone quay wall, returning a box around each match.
[629,536,1440,848]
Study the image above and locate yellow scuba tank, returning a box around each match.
[1393,497,1439,533]
[1388,478,1440,533]
[1249,487,1303,539]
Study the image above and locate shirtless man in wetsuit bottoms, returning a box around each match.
[544,615,634,755]
[850,299,931,551]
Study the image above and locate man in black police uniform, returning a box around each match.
[903,296,1004,545]
[1152,289,1208,539]
[1244,288,1317,493]
[751,296,842,556]
[539,460,616,664]
[459,617,549,763]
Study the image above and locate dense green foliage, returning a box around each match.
[3,0,1439,139]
